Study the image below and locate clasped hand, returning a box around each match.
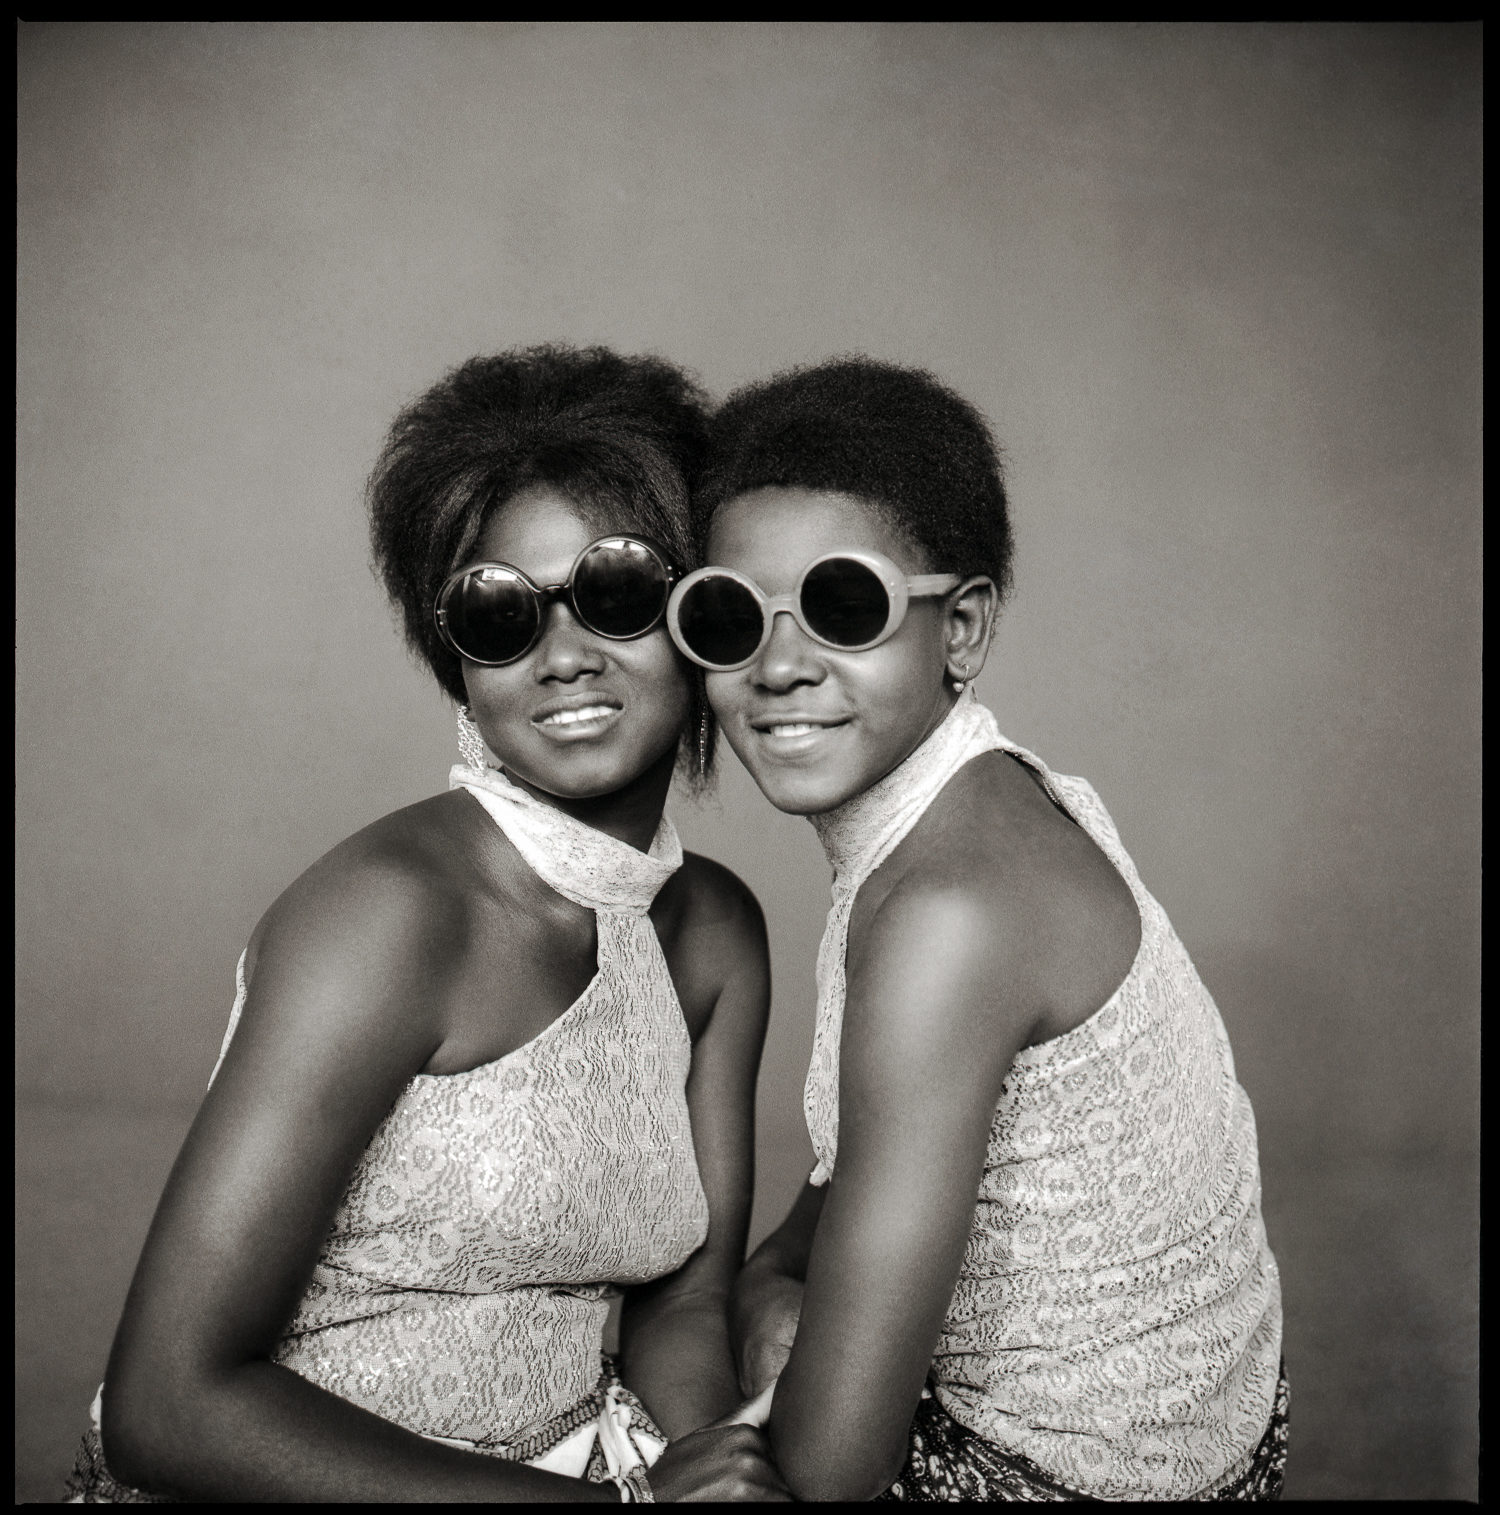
[644,1403,787,1502]
[644,1335,789,1500]
[642,1259,803,1499]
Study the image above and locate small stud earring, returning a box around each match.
[456,705,488,771]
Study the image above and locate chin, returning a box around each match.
[506,739,655,802]
[739,761,857,817]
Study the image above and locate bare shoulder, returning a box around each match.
[667,850,766,932]
[232,791,508,1080]
[848,856,1025,1048]
[934,752,1136,912]
[245,791,480,984]
[856,750,1142,1047]
[654,851,769,1041]
[651,851,767,964]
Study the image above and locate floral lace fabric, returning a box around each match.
[212,763,706,1446]
[65,1358,667,1502]
[805,692,1283,1501]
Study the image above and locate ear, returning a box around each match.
[942,577,998,688]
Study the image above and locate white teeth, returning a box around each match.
[768,723,821,737]
[539,705,616,727]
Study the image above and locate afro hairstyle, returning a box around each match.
[695,356,1012,602]
[367,343,716,779]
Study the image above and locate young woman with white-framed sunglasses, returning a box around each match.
[667,550,961,672]
[695,358,1287,1504]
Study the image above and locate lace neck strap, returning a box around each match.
[809,688,1005,896]
[449,763,682,915]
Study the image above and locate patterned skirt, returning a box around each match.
[878,1365,1289,1502]
[63,1355,664,1503]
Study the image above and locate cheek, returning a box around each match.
[620,638,693,726]
[843,644,947,751]
[462,664,522,715]
[848,634,939,705]
[702,671,743,719]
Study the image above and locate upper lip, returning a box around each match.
[748,711,852,731]
[532,694,624,722]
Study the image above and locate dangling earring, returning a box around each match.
[950,662,971,694]
[456,704,488,771]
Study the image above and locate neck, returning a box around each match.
[810,686,992,883]
[811,685,961,825]
[502,747,676,853]
[905,688,963,774]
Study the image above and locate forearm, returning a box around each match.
[103,1357,616,1504]
[729,1182,825,1385]
[618,1292,741,1438]
[744,1180,825,1283]
[757,1166,981,1501]
[767,1353,913,1502]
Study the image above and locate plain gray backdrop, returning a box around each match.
[16,22,1479,1502]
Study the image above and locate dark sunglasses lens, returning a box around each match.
[573,540,670,637]
[442,570,539,663]
[677,576,765,667]
[801,558,891,647]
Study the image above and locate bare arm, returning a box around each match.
[101,846,640,1502]
[762,882,1035,1502]
[730,1179,825,1395]
[619,860,772,1437]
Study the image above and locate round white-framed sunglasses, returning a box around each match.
[667,550,962,672]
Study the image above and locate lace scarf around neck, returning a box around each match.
[804,689,1005,1183]
[448,761,682,916]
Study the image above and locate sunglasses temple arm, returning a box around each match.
[907,574,965,597]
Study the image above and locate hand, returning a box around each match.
[645,1421,790,1502]
[715,1380,776,1430]
[735,1275,803,1398]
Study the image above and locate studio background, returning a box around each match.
[16,22,1479,1503]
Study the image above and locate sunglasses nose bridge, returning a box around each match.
[752,598,826,687]
[758,591,797,629]
[536,582,590,634]
[531,593,607,674]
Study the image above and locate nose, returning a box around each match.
[751,608,824,693]
[533,600,606,682]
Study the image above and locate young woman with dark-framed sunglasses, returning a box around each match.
[67,346,788,1504]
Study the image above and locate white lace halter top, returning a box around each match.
[804,690,1283,1500]
[211,762,709,1450]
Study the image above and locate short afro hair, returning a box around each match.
[368,344,716,778]
[696,357,1012,602]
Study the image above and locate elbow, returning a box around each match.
[772,1423,908,1503]
[99,1360,215,1497]
[784,1457,909,1504]
[866,1439,912,1501]
[98,1379,171,1494]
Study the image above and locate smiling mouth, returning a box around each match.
[749,715,852,748]
[534,703,621,730]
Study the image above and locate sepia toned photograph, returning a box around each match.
[17,22,1478,1503]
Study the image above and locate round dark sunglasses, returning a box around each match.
[434,535,679,666]
[667,550,961,672]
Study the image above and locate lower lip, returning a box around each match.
[533,708,623,741]
[750,722,849,760]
